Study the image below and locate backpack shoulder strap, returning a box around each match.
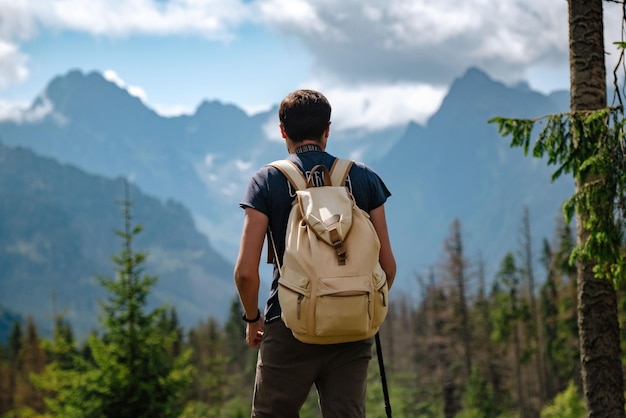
[268,160,308,190]
[329,158,354,186]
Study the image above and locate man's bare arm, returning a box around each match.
[370,204,396,289]
[234,207,268,347]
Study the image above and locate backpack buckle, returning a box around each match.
[329,228,347,265]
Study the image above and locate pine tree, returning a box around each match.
[568,3,623,413]
[186,316,229,416]
[9,317,47,415]
[442,220,472,381]
[490,0,626,413]
[223,297,256,387]
[0,321,22,414]
[8,321,22,364]
[413,267,446,417]
[491,253,527,417]
[36,182,194,418]
[540,216,580,399]
[518,207,547,408]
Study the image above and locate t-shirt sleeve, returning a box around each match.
[368,170,391,210]
[350,161,391,212]
[240,167,271,215]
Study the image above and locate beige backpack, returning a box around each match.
[268,158,389,344]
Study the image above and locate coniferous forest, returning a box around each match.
[0,192,597,417]
[2,2,626,416]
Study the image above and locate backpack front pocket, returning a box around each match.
[314,275,370,337]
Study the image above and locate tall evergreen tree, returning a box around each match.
[12,317,46,414]
[0,321,22,414]
[470,254,507,417]
[518,207,547,406]
[568,2,623,414]
[429,283,459,418]
[442,219,472,381]
[491,0,626,414]
[540,219,580,399]
[186,316,229,415]
[37,182,194,418]
[0,359,13,415]
[412,268,446,417]
[8,321,22,364]
[491,253,528,417]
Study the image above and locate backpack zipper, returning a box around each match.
[297,294,303,320]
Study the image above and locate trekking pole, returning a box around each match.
[375,332,392,418]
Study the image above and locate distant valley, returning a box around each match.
[0,67,574,338]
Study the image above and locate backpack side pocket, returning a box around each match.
[278,268,311,335]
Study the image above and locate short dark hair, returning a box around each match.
[278,90,331,143]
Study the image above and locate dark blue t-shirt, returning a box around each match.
[240,149,391,323]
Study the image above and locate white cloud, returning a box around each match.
[235,159,252,172]
[103,69,149,103]
[0,1,41,40]
[262,116,282,142]
[254,0,327,35]
[0,41,29,90]
[0,100,28,122]
[0,0,578,90]
[204,153,215,167]
[145,102,195,117]
[324,83,446,130]
[102,70,125,88]
[32,0,249,39]
[126,85,149,103]
[256,0,571,86]
[0,0,623,132]
[0,93,62,124]
[1,0,621,83]
[261,80,445,140]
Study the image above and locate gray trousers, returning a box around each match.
[251,319,373,418]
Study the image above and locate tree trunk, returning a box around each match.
[454,221,472,378]
[520,207,548,410]
[444,220,472,378]
[568,0,625,416]
[513,321,525,418]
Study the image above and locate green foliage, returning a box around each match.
[540,381,585,418]
[489,107,626,282]
[34,186,194,418]
[0,406,42,418]
[456,368,502,418]
[7,322,21,363]
[0,186,594,418]
[178,399,249,418]
[0,309,22,352]
[490,253,520,343]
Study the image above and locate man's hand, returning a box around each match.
[246,316,265,348]
[234,208,267,349]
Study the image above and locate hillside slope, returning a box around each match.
[0,142,235,337]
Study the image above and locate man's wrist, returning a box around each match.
[242,309,261,323]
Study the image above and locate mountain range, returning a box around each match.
[0,142,234,339]
[0,67,574,337]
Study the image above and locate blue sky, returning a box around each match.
[2,19,312,115]
[0,0,622,131]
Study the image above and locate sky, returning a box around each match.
[0,0,623,132]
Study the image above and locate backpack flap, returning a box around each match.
[297,186,353,264]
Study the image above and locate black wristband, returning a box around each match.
[242,309,261,323]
